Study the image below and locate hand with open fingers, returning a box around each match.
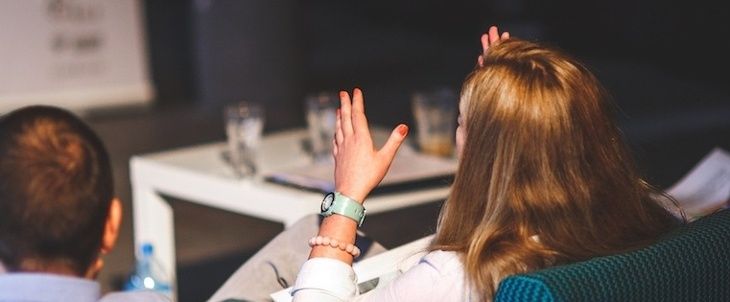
[477,25,510,67]
[332,88,409,203]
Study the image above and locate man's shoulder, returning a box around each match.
[101,290,171,302]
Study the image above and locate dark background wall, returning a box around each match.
[144,1,728,105]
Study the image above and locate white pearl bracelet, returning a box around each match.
[308,235,361,258]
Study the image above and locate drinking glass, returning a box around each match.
[225,102,264,178]
[411,87,457,157]
[305,92,338,163]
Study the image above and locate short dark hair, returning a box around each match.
[0,105,113,276]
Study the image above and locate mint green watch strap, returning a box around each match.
[322,192,366,226]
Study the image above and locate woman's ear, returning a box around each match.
[101,198,123,254]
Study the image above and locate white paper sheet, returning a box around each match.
[666,147,730,220]
[265,152,457,194]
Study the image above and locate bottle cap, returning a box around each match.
[142,243,153,256]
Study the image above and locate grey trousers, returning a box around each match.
[208,214,387,302]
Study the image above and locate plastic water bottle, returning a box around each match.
[123,243,173,297]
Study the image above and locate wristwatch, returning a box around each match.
[320,192,366,227]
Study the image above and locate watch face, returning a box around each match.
[321,192,335,212]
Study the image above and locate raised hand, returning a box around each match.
[332,88,408,203]
[477,25,510,67]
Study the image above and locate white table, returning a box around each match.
[130,128,453,299]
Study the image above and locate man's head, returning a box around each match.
[0,105,121,278]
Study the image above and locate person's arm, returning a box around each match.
[292,88,408,300]
[309,88,408,263]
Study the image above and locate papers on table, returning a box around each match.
[666,147,730,220]
[265,152,457,195]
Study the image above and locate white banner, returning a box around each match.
[0,0,153,113]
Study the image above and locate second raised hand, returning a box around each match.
[477,25,510,67]
[333,88,409,203]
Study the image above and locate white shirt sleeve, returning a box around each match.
[292,257,357,302]
[292,251,469,302]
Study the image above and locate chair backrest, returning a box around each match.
[494,209,730,302]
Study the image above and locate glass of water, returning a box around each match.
[411,87,457,157]
[305,92,338,163]
[225,102,264,178]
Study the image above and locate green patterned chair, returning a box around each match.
[494,208,730,302]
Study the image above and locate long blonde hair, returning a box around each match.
[430,39,678,300]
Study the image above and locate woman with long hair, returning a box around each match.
[430,32,681,300]
[290,26,679,301]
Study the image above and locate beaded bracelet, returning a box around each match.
[308,235,361,258]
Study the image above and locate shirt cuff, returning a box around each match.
[292,257,357,300]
